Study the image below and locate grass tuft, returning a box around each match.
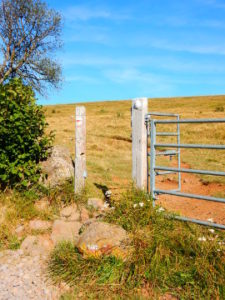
[48,188,225,299]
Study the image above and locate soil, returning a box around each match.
[156,163,225,224]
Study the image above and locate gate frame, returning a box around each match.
[146,116,225,229]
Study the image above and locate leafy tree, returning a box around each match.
[0,0,62,95]
[0,78,54,189]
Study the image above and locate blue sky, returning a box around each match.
[39,0,225,105]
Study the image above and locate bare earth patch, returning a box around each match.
[157,163,225,224]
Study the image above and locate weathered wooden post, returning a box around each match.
[132,97,148,189]
[75,106,86,193]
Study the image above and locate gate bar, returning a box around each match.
[155,171,178,175]
[146,112,179,117]
[148,150,179,156]
[155,166,225,177]
[155,189,225,203]
[174,216,225,230]
[150,119,156,205]
[155,118,225,124]
[156,132,178,136]
[155,143,225,149]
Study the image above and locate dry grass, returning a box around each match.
[49,188,225,300]
[44,95,225,197]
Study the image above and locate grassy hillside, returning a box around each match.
[45,95,225,197]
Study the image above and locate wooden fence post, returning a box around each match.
[75,106,86,193]
[132,97,148,189]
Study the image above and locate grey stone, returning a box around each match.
[77,221,130,259]
[51,219,82,245]
[40,145,74,187]
[87,198,104,210]
[60,204,80,221]
[20,235,53,256]
[29,220,52,231]
[80,207,89,222]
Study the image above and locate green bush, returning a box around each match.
[0,78,54,189]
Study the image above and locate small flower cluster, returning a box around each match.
[133,202,144,208]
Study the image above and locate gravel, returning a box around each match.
[0,249,61,300]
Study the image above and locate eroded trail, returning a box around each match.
[0,250,60,300]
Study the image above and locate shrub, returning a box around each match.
[0,78,54,189]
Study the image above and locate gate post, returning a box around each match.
[75,106,86,193]
[131,97,148,189]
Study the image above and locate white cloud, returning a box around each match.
[103,66,225,91]
[63,5,131,22]
[133,35,225,56]
[60,53,225,74]
[65,75,100,84]
[103,68,176,96]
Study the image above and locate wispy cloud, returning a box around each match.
[202,0,225,9]
[64,26,110,44]
[65,75,100,84]
[131,35,225,56]
[104,68,176,96]
[60,53,225,74]
[63,5,131,22]
[156,16,225,29]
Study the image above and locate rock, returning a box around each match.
[51,220,82,245]
[21,236,37,252]
[20,235,53,257]
[40,145,74,187]
[37,235,54,255]
[60,204,80,221]
[15,224,24,234]
[80,207,89,222]
[87,198,104,210]
[60,204,77,217]
[77,222,130,259]
[29,220,52,231]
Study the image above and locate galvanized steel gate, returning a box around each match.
[146,113,225,229]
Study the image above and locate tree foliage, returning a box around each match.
[0,78,54,189]
[0,0,62,95]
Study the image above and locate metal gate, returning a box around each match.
[146,113,225,229]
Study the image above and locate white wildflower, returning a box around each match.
[133,204,138,208]
[139,202,144,207]
[103,202,109,208]
[157,207,165,213]
[198,237,206,242]
[208,229,215,233]
[105,190,112,198]
[207,218,214,223]
[110,206,115,210]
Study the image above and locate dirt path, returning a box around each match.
[0,249,61,300]
[156,163,225,224]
